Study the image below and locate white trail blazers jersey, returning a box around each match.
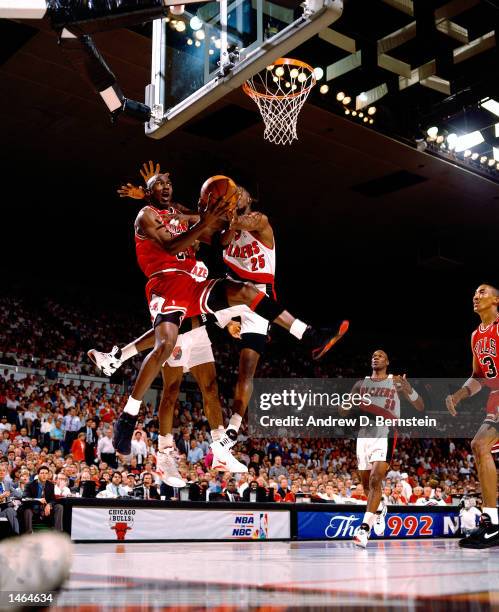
[358,374,401,420]
[223,230,275,290]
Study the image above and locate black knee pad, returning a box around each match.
[241,332,267,355]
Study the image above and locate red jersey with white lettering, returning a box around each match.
[472,317,499,391]
[135,205,197,279]
[223,230,275,287]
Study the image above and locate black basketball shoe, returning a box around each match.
[113,411,138,455]
[303,320,349,361]
[459,513,499,549]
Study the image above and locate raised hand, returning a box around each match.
[139,160,161,185]
[117,183,146,200]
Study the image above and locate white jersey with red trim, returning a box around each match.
[358,374,401,420]
[223,230,275,287]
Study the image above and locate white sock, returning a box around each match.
[124,397,141,416]
[362,511,376,528]
[228,414,242,432]
[290,319,308,339]
[211,428,223,442]
[121,343,138,362]
[483,507,498,525]
[159,433,173,451]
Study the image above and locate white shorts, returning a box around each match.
[164,326,214,373]
[214,282,270,336]
[356,433,396,471]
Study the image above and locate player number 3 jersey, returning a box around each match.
[472,317,499,390]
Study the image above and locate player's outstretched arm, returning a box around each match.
[117,183,147,200]
[136,198,231,255]
[230,212,274,247]
[445,336,483,416]
[394,374,424,411]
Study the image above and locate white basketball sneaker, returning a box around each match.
[353,523,370,548]
[156,447,186,488]
[373,503,387,536]
[87,345,123,377]
[0,532,72,608]
[211,435,248,473]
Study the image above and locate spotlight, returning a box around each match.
[342,96,351,105]
[275,66,285,77]
[488,158,496,167]
[481,98,499,117]
[493,146,499,161]
[314,67,324,80]
[195,40,201,47]
[358,112,364,118]
[359,92,367,102]
[363,116,368,122]
[214,39,221,49]
[187,38,193,45]
[297,72,307,83]
[190,16,203,30]
[446,133,457,150]
[436,135,444,144]
[463,150,471,157]
[351,110,357,116]
[285,81,291,88]
[336,92,345,101]
[427,126,438,139]
[209,48,214,55]
[471,152,479,160]
[480,155,488,164]
[290,68,299,79]
[345,109,350,115]
[369,118,374,124]
[319,84,329,94]
[454,130,484,153]
[194,29,205,41]
[367,106,376,115]
[175,20,186,32]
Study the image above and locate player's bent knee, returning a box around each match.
[471,436,491,456]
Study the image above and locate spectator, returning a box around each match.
[409,485,423,503]
[0,463,21,534]
[389,481,408,505]
[54,473,72,498]
[80,418,98,465]
[131,431,148,466]
[416,486,437,506]
[187,439,204,464]
[50,419,64,452]
[269,456,288,480]
[242,479,267,502]
[70,432,87,463]
[105,472,128,498]
[62,408,81,453]
[350,484,368,502]
[22,466,63,533]
[223,479,241,502]
[97,428,117,469]
[136,473,160,500]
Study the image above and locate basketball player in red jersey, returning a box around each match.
[341,350,423,548]
[112,172,349,457]
[446,284,499,548]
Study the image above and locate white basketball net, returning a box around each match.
[243,59,316,145]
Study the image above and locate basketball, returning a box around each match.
[199,175,240,215]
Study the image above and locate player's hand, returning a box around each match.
[117,183,147,200]
[445,394,458,416]
[393,374,412,395]
[140,160,161,185]
[200,196,232,227]
[227,320,241,339]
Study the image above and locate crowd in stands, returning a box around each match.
[0,294,489,535]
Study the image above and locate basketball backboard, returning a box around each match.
[145,0,343,139]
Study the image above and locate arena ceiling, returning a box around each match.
[1,1,498,337]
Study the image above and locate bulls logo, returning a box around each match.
[111,522,133,541]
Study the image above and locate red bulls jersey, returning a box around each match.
[472,316,499,390]
[135,205,198,279]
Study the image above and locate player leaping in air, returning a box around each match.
[446,284,499,549]
[98,169,349,460]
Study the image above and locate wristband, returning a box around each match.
[408,389,419,402]
[463,377,482,397]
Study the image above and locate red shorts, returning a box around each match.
[145,272,219,325]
